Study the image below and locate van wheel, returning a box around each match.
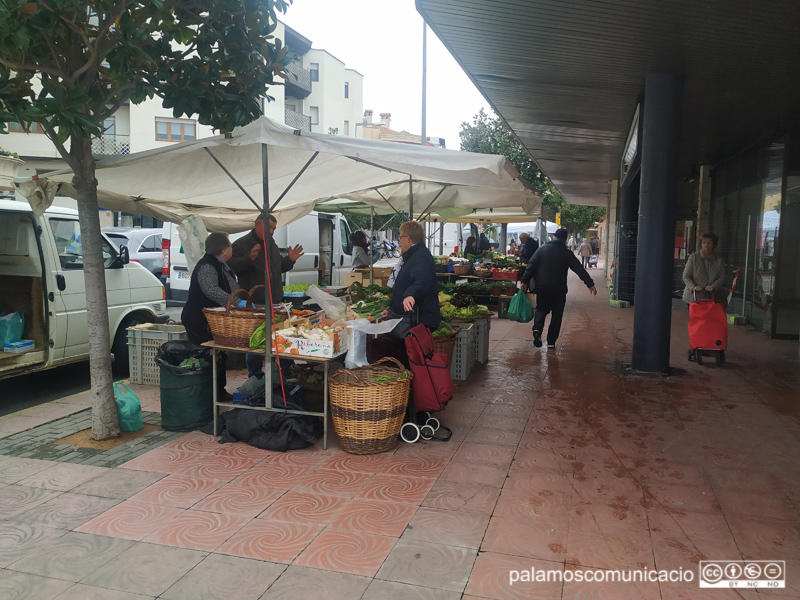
[111,316,145,376]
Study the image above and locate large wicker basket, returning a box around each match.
[433,325,461,369]
[453,264,471,275]
[329,357,413,455]
[203,286,266,348]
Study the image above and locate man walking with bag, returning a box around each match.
[520,228,597,350]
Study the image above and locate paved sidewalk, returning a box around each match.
[0,271,797,599]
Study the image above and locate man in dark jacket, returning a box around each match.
[478,233,491,251]
[383,220,440,332]
[229,214,304,305]
[229,214,304,378]
[520,228,597,349]
[517,233,539,280]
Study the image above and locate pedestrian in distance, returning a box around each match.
[516,232,539,280]
[229,214,304,379]
[479,232,491,251]
[520,228,597,350]
[682,232,726,307]
[579,238,593,268]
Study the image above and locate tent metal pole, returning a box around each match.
[370,206,374,286]
[374,189,403,219]
[203,147,261,211]
[417,185,448,221]
[271,151,319,211]
[261,143,272,370]
[409,176,413,219]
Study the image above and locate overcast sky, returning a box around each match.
[281,0,489,150]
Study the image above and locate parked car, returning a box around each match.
[0,200,168,379]
[161,212,354,303]
[102,227,164,278]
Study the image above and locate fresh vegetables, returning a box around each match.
[350,298,390,319]
[431,321,453,337]
[440,302,479,321]
[283,283,312,293]
[438,292,452,303]
[493,255,518,268]
[250,323,267,349]
[451,293,475,308]
[370,371,409,382]
[276,323,345,341]
[364,284,393,295]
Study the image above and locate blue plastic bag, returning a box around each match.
[114,382,144,432]
[0,311,24,346]
[508,290,534,323]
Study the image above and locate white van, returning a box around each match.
[162,211,354,302]
[423,221,467,256]
[0,200,168,379]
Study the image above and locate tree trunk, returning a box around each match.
[71,137,119,441]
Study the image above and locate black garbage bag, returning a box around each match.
[155,341,213,431]
[218,400,322,452]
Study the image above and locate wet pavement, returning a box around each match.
[0,269,798,599]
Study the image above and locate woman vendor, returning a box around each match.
[350,230,377,269]
[181,232,240,402]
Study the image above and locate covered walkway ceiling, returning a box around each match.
[417,0,800,207]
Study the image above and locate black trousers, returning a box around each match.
[581,256,590,268]
[532,290,567,345]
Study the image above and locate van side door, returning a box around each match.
[331,216,353,286]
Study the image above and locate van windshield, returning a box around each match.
[49,218,116,269]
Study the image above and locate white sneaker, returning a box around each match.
[547,343,556,350]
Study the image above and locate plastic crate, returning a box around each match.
[127,324,187,385]
[473,317,491,365]
[450,323,475,381]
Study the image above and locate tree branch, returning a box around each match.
[63,17,98,87]
[0,57,63,78]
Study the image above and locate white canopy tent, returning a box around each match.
[18,116,540,232]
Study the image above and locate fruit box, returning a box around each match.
[273,319,348,358]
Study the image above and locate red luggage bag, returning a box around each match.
[688,299,727,364]
[404,324,454,412]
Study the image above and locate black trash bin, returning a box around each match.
[155,341,214,431]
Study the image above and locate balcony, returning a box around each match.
[92,134,130,156]
[285,61,312,98]
[284,108,311,131]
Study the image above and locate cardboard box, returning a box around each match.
[273,319,348,358]
[3,340,34,353]
[342,272,365,287]
[371,267,394,279]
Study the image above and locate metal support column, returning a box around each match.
[632,73,684,372]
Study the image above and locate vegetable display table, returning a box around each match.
[201,341,345,449]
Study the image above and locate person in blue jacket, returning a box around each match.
[381,220,441,336]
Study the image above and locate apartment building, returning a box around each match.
[0,21,363,225]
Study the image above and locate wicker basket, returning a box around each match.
[203,286,266,348]
[453,264,471,275]
[329,357,412,455]
[474,267,493,278]
[433,325,460,369]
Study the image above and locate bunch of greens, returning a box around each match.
[351,298,390,319]
[453,281,494,295]
[249,323,267,349]
[451,293,475,308]
[364,284,393,295]
[440,302,479,321]
[370,371,410,382]
[431,321,453,337]
[283,283,311,293]
[493,255,518,268]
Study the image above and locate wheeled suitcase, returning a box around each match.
[688,293,727,365]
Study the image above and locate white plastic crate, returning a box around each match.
[473,317,491,365]
[127,324,187,385]
[451,323,475,381]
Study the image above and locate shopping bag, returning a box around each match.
[114,382,144,432]
[405,324,453,412]
[0,311,25,345]
[508,290,533,323]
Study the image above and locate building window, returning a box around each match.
[310,106,319,126]
[344,82,349,98]
[8,121,45,134]
[310,63,319,82]
[155,118,196,142]
[344,121,350,136]
[103,118,116,135]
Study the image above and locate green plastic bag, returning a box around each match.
[508,289,533,323]
[114,382,144,432]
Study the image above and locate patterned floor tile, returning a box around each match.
[117,447,201,473]
[7,531,134,581]
[295,528,398,577]
[354,474,437,505]
[232,462,307,488]
[216,518,322,563]
[259,565,370,600]
[15,463,107,492]
[161,553,285,600]
[81,542,206,597]
[44,583,157,600]
[128,474,225,508]
[0,521,66,568]
[143,509,249,551]
[0,457,55,484]
[462,427,522,447]
[330,498,418,537]
[258,491,347,526]
[439,461,508,488]
[211,442,273,461]
[266,449,331,469]
[402,507,489,548]
[78,469,166,499]
[466,551,564,600]
[474,414,528,432]
[174,455,258,482]
[0,484,63,520]
[482,514,569,561]
[361,579,461,600]
[294,469,373,497]
[421,480,501,515]
[320,452,392,473]
[12,492,120,530]
[0,570,73,600]
[159,431,221,453]
[191,482,285,517]
[376,538,478,592]
[75,500,185,541]
[452,443,515,467]
[378,455,450,478]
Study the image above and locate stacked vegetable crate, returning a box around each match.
[472,317,491,365]
[450,323,475,381]
[128,323,187,385]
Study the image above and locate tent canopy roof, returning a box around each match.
[19,116,540,233]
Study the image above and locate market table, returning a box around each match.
[201,341,345,449]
